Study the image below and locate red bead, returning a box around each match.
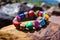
[13,21,20,28]
[28,10,34,17]
[38,11,43,17]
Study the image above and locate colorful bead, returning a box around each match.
[13,16,21,29]
[42,12,48,17]
[19,14,25,19]
[43,14,49,20]
[25,22,33,30]
[39,19,46,26]
[16,16,21,22]
[13,17,18,22]
[13,21,20,28]
[13,10,50,30]
[33,20,39,29]
[38,11,43,17]
[28,10,34,17]
[24,12,29,19]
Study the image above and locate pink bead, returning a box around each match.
[16,16,21,22]
[38,11,43,17]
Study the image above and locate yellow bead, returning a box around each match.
[44,14,49,20]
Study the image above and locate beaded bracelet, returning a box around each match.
[13,10,50,30]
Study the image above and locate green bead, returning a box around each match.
[25,22,33,30]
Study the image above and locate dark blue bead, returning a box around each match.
[19,14,25,18]
[39,19,46,26]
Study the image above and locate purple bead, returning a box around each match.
[33,20,39,29]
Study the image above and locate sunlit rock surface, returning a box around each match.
[0,16,60,40]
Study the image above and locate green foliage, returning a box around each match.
[21,0,41,6]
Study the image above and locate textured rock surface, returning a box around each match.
[27,22,60,40]
[0,25,31,40]
[0,31,18,40]
[0,16,60,40]
[27,16,60,40]
[49,16,60,25]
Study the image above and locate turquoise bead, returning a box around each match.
[25,22,33,30]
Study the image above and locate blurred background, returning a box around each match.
[0,0,60,28]
[0,0,60,6]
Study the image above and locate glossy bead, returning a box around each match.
[38,11,43,17]
[16,16,21,22]
[43,14,49,20]
[19,14,25,19]
[13,21,20,28]
[33,20,39,29]
[28,10,34,17]
[13,17,18,22]
[39,19,46,26]
[24,12,29,19]
[42,12,48,17]
[25,22,33,30]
